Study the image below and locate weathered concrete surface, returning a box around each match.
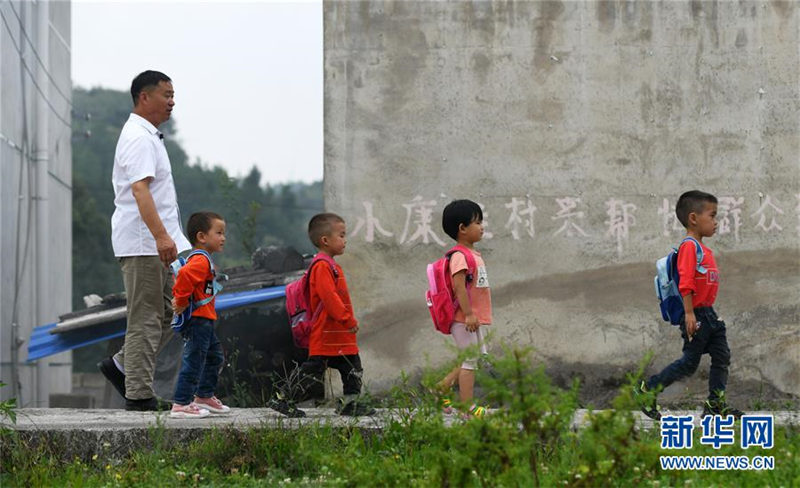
[1,0,73,406]
[4,408,798,460]
[323,1,800,404]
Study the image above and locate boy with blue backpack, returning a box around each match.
[169,211,230,418]
[637,191,743,420]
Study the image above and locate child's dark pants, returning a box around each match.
[173,317,224,405]
[300,354,364,398]
[646,307,730,402]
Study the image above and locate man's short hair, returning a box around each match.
[675,190,717,228]
[187,211,224,246]
[442,199,483,240]
[308,213,345,248]
[131,70,171,105]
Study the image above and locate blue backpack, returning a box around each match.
[169,249,224,333]
[654,237,707,326]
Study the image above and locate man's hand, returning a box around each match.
[157,235,178,268]
[349,325,359,334]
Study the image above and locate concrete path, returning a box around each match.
[4,408,796,460]
[6,408,798,431]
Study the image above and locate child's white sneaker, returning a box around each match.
[170,402,210,419]
[193,395,230,414]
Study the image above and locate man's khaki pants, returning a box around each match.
[113,256,174,400]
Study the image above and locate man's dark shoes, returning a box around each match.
[633,381,662,421]
[268,394,306,418]
[98,357,126,399]
[337,399,376,417]
[125,397,170,412]
[702,399,745,419]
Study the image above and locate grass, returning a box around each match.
[1,348,798,487]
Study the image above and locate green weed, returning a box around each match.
[1,349,798,487]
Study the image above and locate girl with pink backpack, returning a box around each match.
[428,200,493,417]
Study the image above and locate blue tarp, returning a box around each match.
[27,285,286,361]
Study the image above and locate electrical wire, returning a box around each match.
[9,1,35,406]
[0,4,71,127]
[4,0,73,108]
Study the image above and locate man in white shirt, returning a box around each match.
[98,70,191,411]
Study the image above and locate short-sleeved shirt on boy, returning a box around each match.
[677,239,719,308]
[449,249,492,325]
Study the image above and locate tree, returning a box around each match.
[70,87,322,309]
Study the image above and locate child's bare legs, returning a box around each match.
[457,367,475,403]
[448,322,485,406]
[436,365,474,403]
[437,366,461,393]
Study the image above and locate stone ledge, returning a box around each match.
[6,408,799,432]
[3,408,797,461]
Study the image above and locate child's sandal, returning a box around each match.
[441,398,454,415]
[468,404,486,418]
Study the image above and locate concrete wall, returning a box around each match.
[0,1,72,406]
[324,1,799,404]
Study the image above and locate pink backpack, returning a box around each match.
[285,253,338,349]
[425,245,477,334]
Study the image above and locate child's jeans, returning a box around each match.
[173,317,224,405]
[300,354,364,398]
[646,307,730,402]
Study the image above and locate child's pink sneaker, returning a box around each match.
[170,403,210,419]
[193,396,230,414]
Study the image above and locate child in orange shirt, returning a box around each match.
[299,213,374,416]
[435,200,492,417]
[169,211,230,419]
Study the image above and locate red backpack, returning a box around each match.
[285,253,339,349]
[425,245,477,334]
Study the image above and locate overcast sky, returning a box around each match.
[72,0,323,185]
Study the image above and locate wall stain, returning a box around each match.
[471,52,492,84]
[735,28,748,48]
[690,0,720,48]
[556,135,587,156]
[464,1,496,38]
[379,18,428,116]
[638,82,654,125]
[527,98,565,123]
[597,0,616,33]
[770,0,796,19]
[532,1,565,76]
[655,81,684,127]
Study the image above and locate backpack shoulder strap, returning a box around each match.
[186,249,221,307]
[680,237,707,274]
[187,249,215,273]
[446,245,477,284]
[305,254,339,319]
[307,253,339,281]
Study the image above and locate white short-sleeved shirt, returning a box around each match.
[111,113,191,257]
